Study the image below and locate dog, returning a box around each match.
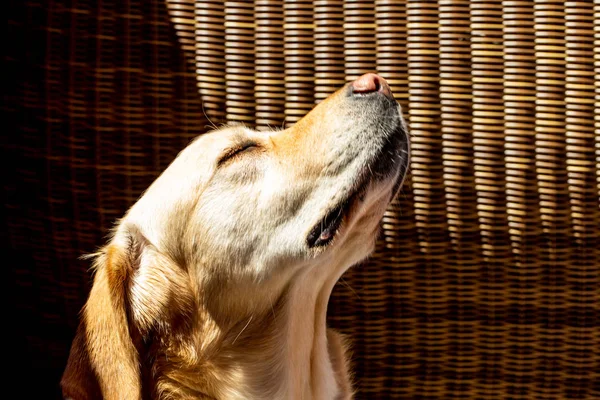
[61,73,409,400]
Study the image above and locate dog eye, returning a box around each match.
[218,142,258,165]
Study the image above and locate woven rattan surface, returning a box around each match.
[3,0,599,398]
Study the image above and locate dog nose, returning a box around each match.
[351,73,392,97]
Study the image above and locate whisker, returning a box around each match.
[340,277,361,300]
[201,101,218,130]
[232,316,253,345]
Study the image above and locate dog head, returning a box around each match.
[61,73,409,399]
[126,73,408,279]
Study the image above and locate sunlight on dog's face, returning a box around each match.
[61,76,410,400]
[123,79,409,285]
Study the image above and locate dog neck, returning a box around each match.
[279,261,342,400]
[161,257,351,400]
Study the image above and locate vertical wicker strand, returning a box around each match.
[283,1,314,127]
[375,0,409,108]
[502,1,541,397]
[66,0,90,249]
[344,1,376,82]
[167,0,196,65]
[146,0,178,172]
[439,0,479,397]
[314,0,345,104]
[470,1,510,398]
[254,0,284,131]
[533,1,570,397]
[593,3,600,395]
[92,0,113,245]
[107,0,140,215]
[407,1,449,397]
[166,0,206,148]
[61,0,93,330]
[564,2,598,398]
[195,1,226,125]
[596,4,600,208]
[70,0,97,255]
[375,1,417,397]
[225,2,255,126]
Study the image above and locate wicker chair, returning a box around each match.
[4,1,599,398]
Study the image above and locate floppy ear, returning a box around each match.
[61,228,144,400]
[61,225,195,400]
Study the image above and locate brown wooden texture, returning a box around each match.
[3,0,599,398]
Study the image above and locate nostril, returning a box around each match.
[351,73,391,97]
[372,76,381,92]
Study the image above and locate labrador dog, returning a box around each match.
[61,73,409,400]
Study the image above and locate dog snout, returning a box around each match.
[350,73,392,98]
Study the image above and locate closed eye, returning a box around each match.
[218,142,259,166]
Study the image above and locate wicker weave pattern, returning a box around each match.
[3,0,599,398]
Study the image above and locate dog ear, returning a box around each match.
[61,226,146,400]
[61,225,195,400]
[60,321,104,400]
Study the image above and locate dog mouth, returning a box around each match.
[306,186,365,248]
[306,119,409,249]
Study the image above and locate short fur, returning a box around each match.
[61,79,409,400]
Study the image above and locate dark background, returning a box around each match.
[5,0,207,396]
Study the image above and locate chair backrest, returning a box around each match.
[4,1,599,398]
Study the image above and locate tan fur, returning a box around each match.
[84,246,142,400]
[61,78,409,399]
